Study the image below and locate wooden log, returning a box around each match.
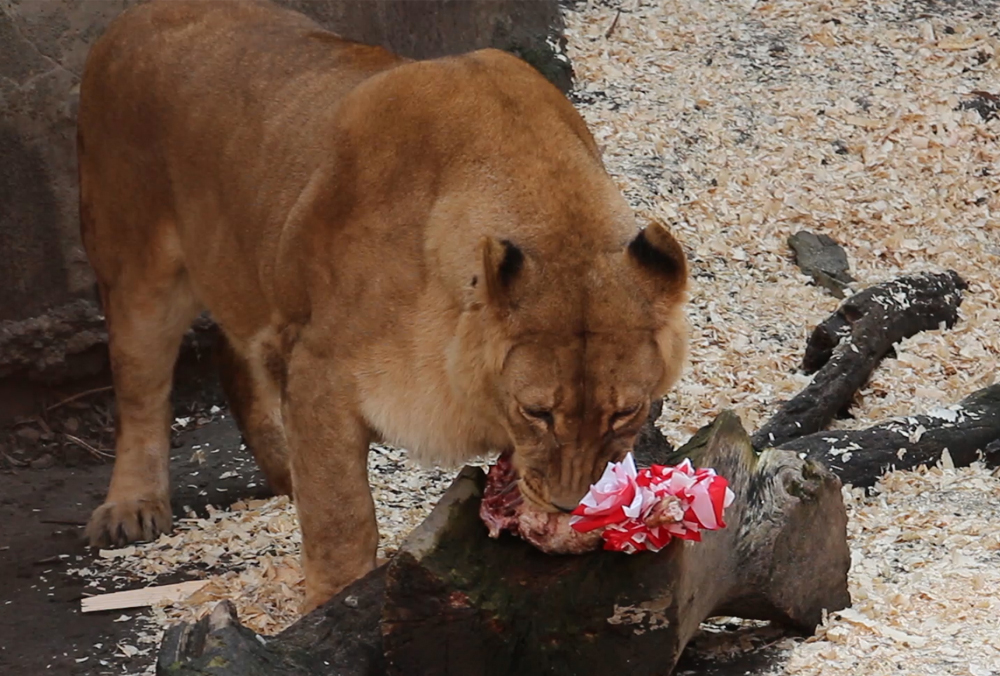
[155,412,850,676]
[156,565,387,675]
[633,395,675,465]
[752,270,967,450]
[778,383,1000,489]
[380,411,850,676]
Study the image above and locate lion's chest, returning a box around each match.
[356,354,504,466]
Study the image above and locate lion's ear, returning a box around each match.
[627,221,687,297]
[477,236,524,308]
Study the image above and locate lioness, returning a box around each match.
[79,0,688,612]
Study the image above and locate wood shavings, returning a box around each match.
[562,0,999,446]
[774,462,1000,675]
[563,1,1000,672]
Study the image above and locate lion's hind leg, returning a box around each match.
[215,331,293,496]
[86,258,201,548]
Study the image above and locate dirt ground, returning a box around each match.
[0,354,277,676]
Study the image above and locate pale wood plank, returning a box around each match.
[81,580,210,613]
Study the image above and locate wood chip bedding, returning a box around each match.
[70,1,999,673]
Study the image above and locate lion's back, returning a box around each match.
[80,0,402,147]
[76,0,619,345]
[76,0,406,297]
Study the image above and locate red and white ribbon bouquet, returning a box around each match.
[569,452,736,554]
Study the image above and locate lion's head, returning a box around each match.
[365,47,692,514]
[455,219,688,513]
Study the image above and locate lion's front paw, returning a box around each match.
[85,496,173,548]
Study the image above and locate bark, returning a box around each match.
[633,395,675,465]
[753,270,967,450]
[778,384,1000,489]
[157,563,387,676]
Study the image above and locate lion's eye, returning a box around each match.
[521,406,555,427]
[610,404,642,429]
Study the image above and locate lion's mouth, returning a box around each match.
[479,451,603,555]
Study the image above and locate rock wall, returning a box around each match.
[0,0,572,384]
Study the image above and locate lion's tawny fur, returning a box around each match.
[78,0,689,612]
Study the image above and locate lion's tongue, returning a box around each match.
[479,451,523,537]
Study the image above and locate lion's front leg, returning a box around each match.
[284,343,378,614]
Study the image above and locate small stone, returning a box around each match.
[958,90,999,123]
[342,595,359,608]
[15,427,41,443]
[788,230,855,298]
[31,453,55,470]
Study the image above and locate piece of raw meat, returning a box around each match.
[479,452,603,555]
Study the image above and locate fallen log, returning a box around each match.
[778,383,1000,489]
[752,270,967,450]
[381,411,849,676]
[157,411,850,676]
[157,564,388,676]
